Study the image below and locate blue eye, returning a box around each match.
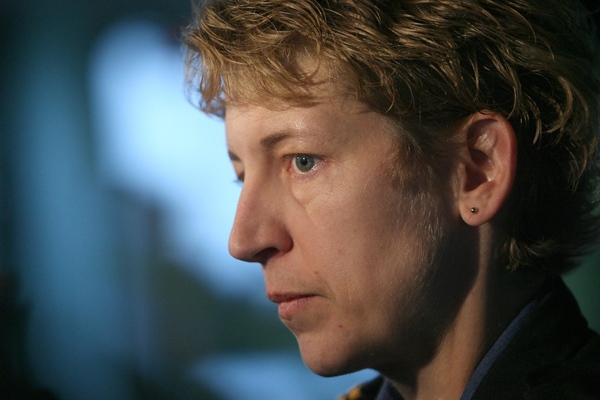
[294,155,316,173]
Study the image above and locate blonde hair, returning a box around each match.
[184,0,600,273]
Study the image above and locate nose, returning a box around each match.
[228,180,292,264]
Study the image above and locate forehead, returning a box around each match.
[225,95,386,143]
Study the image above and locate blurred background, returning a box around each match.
[0,1,598,399]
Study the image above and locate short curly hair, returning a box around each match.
[184,0,600,273]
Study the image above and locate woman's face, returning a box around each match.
[225,94,471,377]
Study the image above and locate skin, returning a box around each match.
[225,92,544,399]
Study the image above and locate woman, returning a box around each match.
[184,0,600,398]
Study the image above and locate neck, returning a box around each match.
[387,239,546,400]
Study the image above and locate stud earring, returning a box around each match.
[470,207,478,214]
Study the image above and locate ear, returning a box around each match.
[456,112,517,226]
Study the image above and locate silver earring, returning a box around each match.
[470,207,478,214]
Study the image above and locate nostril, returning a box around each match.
[254,247,279,264]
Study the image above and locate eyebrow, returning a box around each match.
[228,129,300,164]
[228,131,294,162]
[260,132,292,149]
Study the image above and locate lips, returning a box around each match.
[268,292,316,320]
[268,293,312,303]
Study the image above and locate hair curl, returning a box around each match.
[184,0,600,273]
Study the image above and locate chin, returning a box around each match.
[296,332,367,377]
[303,357,361,377]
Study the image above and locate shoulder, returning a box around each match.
[474,277,600,399]
[525,332,600,399]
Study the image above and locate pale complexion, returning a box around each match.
[225,92,542,399]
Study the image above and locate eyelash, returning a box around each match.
[232,170,245,185]
[232,154,320,185]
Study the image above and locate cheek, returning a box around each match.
[288,165,343,213]
[303,190,419,293]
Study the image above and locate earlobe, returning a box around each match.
[457,112,517,226]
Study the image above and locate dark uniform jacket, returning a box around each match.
[338,277,600,400]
